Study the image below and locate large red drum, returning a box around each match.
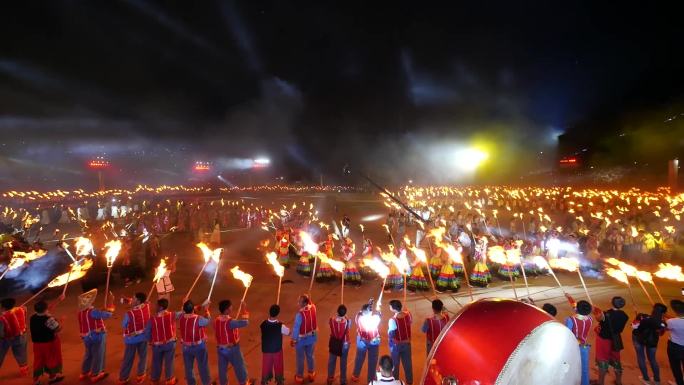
[421,298,580,385]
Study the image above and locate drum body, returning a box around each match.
[421,298,580,385]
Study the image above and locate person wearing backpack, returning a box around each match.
[327,305,351,385]
[632,303,667,385]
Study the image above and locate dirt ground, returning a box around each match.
[0,192,680,385]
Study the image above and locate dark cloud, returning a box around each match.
[0,1,682,188]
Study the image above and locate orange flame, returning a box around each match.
[104,240,122,268]
[654,263,684,282]
[606,267,629,285]
[266,252,284,277]
[196,242,222,263]
[548,257,579,272]
[230,266,253,288]
[74,237,94,256]
[363,258,390,279]
[152,259,167,283]
[48,258,94,287]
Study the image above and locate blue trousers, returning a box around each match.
[81,333,106,375]
[295,341,315,376]
[218,345,248,385]
[119,340,148,380]
[390,343,413,384]
[151,341,176,381]
[182,343,211,385]
[633,337,660,382]
[579,345,590,385]
[0,334,27,367]
[327,343,349,384]
[352,337,379,383]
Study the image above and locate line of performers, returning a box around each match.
[273,228,549,294]
[0,292,451,385]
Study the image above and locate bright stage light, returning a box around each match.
[253,157,271,168]
[453,147,489,172]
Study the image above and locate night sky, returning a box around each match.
[1,1,683,188]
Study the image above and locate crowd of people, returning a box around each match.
[1,286,452,385]
[3,185,684,385]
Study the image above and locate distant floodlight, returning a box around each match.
[253,157,271,168]
[453,148,488,172]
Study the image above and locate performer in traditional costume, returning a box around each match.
[384,259,403,292]
[316,234,335,281]
[0,297,29,377]
[342,238,361,285]
[119,293,151,384]
[30,298,65,385]
[296,250,312,277]
[351,303,381,384]
[388,300,413,385]
[292,295,317,384]
[421,299,449,355]
[407,258,429,292]
[359,238,375,280]
[428,245,442,279]
[450,242,464,276]
[214,299,250,385]
[277,234,291,268]
[176,300,211,385]
[469,236,491,287]
[145,299,178,385]
[77,289,113,383]
[436,254,459,292]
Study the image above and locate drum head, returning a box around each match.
[421,298,580,385]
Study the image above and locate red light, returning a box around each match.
[88,157,110,169]
[559,157,578,166]
[194,161,211,172]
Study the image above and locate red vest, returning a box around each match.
[425,314,450,344]
[124,303,151,336]
[569,316,592,345]
[279,239,289,255]
[355,312,380,341]
[298,304,317,336]
[78,308,106,336]
[179,314,206,344]
[150,311,176,344]
[0,307,26,339]
[392,311,412,342]
[214,316,240,345]
[329,316,350,343]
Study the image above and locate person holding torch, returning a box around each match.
[291,294,317,384]
[0,296,29,377]
[176,299,212,385]
[118,292,151,385]
[387,300,413,385]
[76,289,114,383]
[351,301,381,384]
[214,299,250,385]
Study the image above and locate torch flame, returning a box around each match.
[363,258,390,279]
[606,267,629,285]
[47,258,94,288]
[74,237,94,256]
[266,252,284,277]
[104,240,122,268]
[230,266,253,288]
[152,259,167,283]
[299,231,320,255]
[548,257,579,272]
[636,270,653,283]
[196,242,222,263]
[654,263,684,282]
[410,246,427,263]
